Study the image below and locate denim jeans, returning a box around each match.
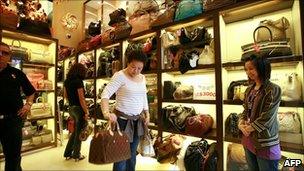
[113,117,139,171]
[0,116,23,171]
[64,106,85,158]
[244,148,279,171]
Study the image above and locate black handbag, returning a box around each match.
[88,20,101,37]
[165,105,196,132]
[10,40,29,62]
[108,8,127,26]
[227,80,249,100]
[184,139,209,171]
[18,18,51,36]
[225,113,242,138]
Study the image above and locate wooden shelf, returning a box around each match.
[27,115,54,121]
[163,99,216,104]
[23,62,55,68]
[161,64,215,74]
[128,30,156,41]
[36,90,55,93]
[222,55,303,68]
[142,70,158,75]
[220,0,294,24]
[148,124,158,130]
[224,100,304,108]
[164,128,217,141]
[1,29,56,45]
[224,135,304,154]
[165,41,210,50]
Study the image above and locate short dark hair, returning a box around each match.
[125,49,147,64]
[66,63,87,80]
[244,54,271,83]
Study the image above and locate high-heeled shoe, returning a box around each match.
[73,155,85,162]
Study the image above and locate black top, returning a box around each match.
[0,65,36,116]
[64,78,84,106]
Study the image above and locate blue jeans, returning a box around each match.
[244,148,279,171]
[64,106,85,158]
[113,117,139,171]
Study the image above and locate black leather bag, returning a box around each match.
[108,8,127,26]
[184,139,209,171]
[204,142,218,171]
[88,20,101,37]
[179,28,192,45]
[18,18,51,36]
[225,113,242,138]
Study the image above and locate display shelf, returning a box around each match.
[22,62,55,68]
[148,124,158,131]
[220,0,294,24]
[165,41,211,50]
[162,99,216,104]
[161,64,215,74]
[27,115,55,121]
[1,29,56,45]
[163,128,217,141]
[142,70,158,75]
[225,135,304,154]
[36,90,55,93]
[128,30,156,41]
[222,55,303,68]
[224,100,304,108]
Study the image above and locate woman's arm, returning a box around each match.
[78,87,89,120]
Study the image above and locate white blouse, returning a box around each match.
[101,70,149,116]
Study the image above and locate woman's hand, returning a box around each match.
[244,125,255,133]
[107,113,117,123]
[238,123,250,137]
[144,115,150,125]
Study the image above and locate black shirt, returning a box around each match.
[0,65,36,116]
[64,78,84,106]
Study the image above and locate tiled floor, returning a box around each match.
[0,138,178,171]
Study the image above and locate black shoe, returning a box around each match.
[73,155,85,162]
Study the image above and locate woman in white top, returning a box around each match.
[101,49,150,171]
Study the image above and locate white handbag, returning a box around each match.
[137,130,155,157]
[29,97,52,119]
[278,111,301,133]
[282,73,302,101]
[29,48,52,64]
[198,39,215,65]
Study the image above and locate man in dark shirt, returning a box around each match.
[0,42,35,171]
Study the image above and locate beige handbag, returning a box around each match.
[129,11,155,35]
[278,112,301,133]
[28,97,52,119]
[161,31,180,49]
[29,46,52,64]
[282,73,302,101]
[228,143,246,164]
[257,17,290,42]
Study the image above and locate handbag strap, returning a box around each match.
[253,25,273,43]
[11,40,21,47]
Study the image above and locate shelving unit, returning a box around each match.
[0,28,58,158]
[55,0,304,170]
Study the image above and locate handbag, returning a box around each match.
[29,48,52,64]
[18,18,51,36]
[137,129,155,157]
[204,0,235,11]
[108,8,127,26]
[225,113,242,138]
[278,112,301,133]
[185,114,213,137]
[150,3,176,27]
[88,122,131,164]
[257,17,290,42]
[227,80,249,100]
[128,10,154,35]
[111,21,132,41]
[101,28,114,45]
[241,25,292,61]
[174,0,203,22]
[173,85,194,100]
[167,105,196,132]
[26,72,45,90]
[228,143,247,164]
[184,139,209,171]
[198,42,215,64]
[29,97,52,119]
[37,80,53,90]
[161,31,180,49]
[10,40,29,62]
[281,73,302,101]
[133,0,160,14]
[88,20,101,37]
[0,5,19,29]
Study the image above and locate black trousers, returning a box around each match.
[0,116,23,171]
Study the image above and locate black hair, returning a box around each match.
[0,42,10,49]
[66,63,87,80]
[244,54,271,83]
[125,49,147,64]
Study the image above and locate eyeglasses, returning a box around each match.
[0,50,11,56]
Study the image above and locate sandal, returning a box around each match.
[73,155,85,162]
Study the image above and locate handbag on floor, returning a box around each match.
[89,122,131,164]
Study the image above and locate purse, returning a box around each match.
[150,3,176,27]
[37,80,53,90]
[101,28,114,45]
[137,129,155,157]
[204,0,235,11]
[29,97,52,119]
[185,114,213,137]
[26,72,45,90]
[10,40,29,62]
[0,5,19,29]
[225,113,242,138]
[241,25,292,61]
[29,47,52,64]
[88,20,101,37]
[173,85,194,100]
[174,0,203,22]
[281,73,302,101]
[161,31,180,49]
[257,17,290,42]
[167,105,196,132]
[278,112,301,133]
[111,21,132,41]
[128,10,153,35]
[108,8,127,26]
[88,122,131,164]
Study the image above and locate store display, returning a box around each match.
[89,123,131,164]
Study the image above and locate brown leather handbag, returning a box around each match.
[185,114,213,137]
[89,122,131,164]
[101,28,114,45]
[150,4,176,27]
[112,21,132,41]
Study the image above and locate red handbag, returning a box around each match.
[89,122,131,164]
[185,114,213,137]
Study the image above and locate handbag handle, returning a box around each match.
[105,121,123,136]
[11,40,21,47]
[253,25,273,43]
[35,96,45,104]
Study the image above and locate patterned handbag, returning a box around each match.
[185,114,213,137]
[29,97,52,119]
[89,122,131,164]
